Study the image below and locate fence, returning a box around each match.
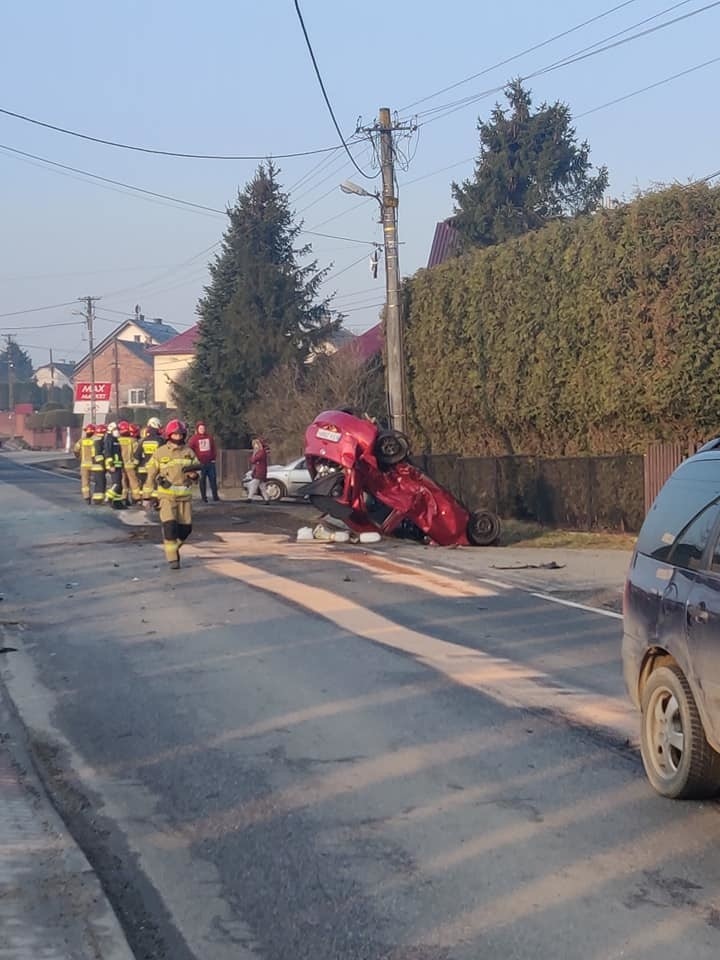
[217,448,252,489]
[414,452,646,532]
[215,441,699,532]
[643,441,696,513]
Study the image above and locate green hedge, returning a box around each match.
[404,183,720,455]
[26,410,83,429]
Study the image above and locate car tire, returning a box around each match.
[263,479,286,502]
[467,510,501,546]
[640,664,720,800]
[375,431,410,467]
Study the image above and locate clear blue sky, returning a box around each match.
[1,0,719,368]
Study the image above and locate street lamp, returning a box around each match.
[340,180,378,200]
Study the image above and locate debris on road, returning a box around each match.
[491,561,566,571]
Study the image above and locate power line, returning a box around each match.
[576,53,720,117]
[1,319,83,331]
[288,146,344,194]
[323,253,373,285]
[414,0,697,120]
[0,142,226,215]
[418,0,720,125]
[292,0,375,181]
[0,300,77,319]
[99,241,221,300]
[400,0,644,112]
[0,140,377,246]
[0,104,359,160]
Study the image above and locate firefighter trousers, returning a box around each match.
[158,496,193,563]
[91,466,106,504]
[80,466,92,501]
[123,467,141,502]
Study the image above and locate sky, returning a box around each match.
[1,0,719,370]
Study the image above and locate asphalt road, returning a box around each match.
[1,455,720,960]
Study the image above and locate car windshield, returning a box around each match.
[637,456,720,561]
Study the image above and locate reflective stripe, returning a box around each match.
[156,487,193,497]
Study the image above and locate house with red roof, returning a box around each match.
[147,323,200,407]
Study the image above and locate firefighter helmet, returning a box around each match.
[164,419,187,440]
[129,423,140,438]
[117,419,131,434]
[147,416,162,430]
[83,423,95,435]
[95,423,108,435]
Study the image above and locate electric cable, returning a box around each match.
[0,301,77,319]
[292,0,375,180]
[400,0,644,112]
[418,0,720,125]
[0,105,359,160]
[576,54,720,116]
[0,140,377,245]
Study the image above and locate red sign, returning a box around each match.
[74,382,112,402]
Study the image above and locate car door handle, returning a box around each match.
[688,602,710,624]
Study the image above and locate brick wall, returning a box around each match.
[75,341,154,413]
[0,409,81,450]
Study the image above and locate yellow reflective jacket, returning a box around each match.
[144,442,200,499]
[118,435,139,468]
[137,433,162,476]
[74,436,95,466]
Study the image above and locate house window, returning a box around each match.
[128,389,146,405]
[134,334,142,342]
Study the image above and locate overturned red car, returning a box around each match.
[301,409,500,547]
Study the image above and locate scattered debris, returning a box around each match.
[0,647,17,655]
[491,561,566,571]
[343,575,353,582]
[65,582,79,588]
[131,577,140,582]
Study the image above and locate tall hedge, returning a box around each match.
[405,183,720,455]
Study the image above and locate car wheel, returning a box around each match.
[263,479,286,502]
[375,431,410,467]
[467,510,501,546]
[640,664,720,799]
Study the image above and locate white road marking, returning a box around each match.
[397,555,423,565]
[531,592,623,620]
[476,577,513,590]
[431,565,462,575]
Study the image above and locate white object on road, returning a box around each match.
[297,527,314,541]
[358,532,382,543]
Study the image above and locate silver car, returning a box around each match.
[242,456,311,501]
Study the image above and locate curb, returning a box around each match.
[0,631,136,960]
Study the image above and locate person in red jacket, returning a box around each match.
[188,421,220,502]
[247,437,269,502]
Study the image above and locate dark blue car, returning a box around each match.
[623,443,720,799]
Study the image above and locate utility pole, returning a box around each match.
[113,336,120,419]
[377,107,406,435]
[79,296,100,423]
[349,109,415,435]
[49,348,55,398]
[4,335,15,416]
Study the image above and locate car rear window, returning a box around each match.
[636,456,720,561]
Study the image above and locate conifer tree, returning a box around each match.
[453,80,608,248]
[177,161,338,445]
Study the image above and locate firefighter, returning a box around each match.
[91,423,108,504]
[104,422,126,509]
[137,416,163,507]
[73,424,95,503]
[117,420,141,505]
[144,419,200,569]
